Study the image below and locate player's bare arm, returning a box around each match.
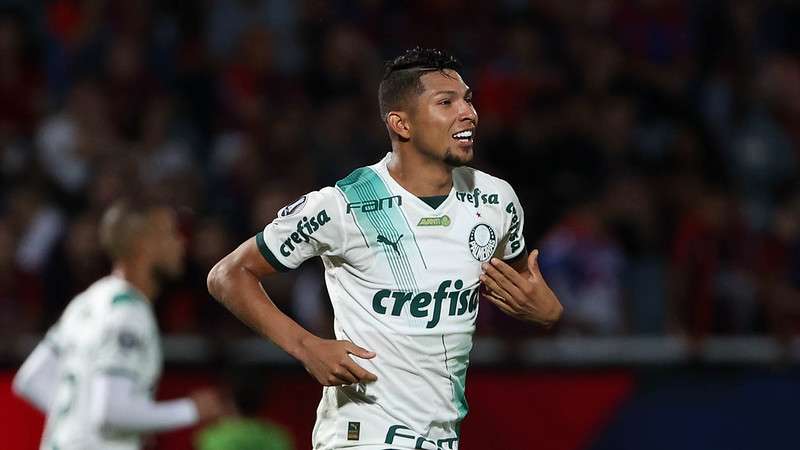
[207,238,378,386]
[480,249,563,327]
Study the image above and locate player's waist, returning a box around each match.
[315,389,460,450]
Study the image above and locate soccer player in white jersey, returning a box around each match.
[14,201,227,450]
[207,47,563,449]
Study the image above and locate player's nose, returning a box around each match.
[458,100,477,124]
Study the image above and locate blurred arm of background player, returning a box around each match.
[207,238,378,387]
[13,336,228,432]
[480,249,564,327]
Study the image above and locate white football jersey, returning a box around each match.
[259,152,525,449]
[39,276,162,450]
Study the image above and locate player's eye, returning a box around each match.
[439,99,451,105]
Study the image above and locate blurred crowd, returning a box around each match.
[2,0,800,347]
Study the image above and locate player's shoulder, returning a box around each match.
[334,160,384,192]
[453,166,519,199]
[91,276,152,317]
[57,276,150,331]
[276,185,344,220]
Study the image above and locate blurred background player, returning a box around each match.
[12,200,228,450]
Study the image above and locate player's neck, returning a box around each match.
[387,148,453,197]
[112,261,158,302]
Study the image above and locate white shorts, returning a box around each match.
[312,386,460,450]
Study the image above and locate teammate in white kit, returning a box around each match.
[208,48,563,449]
[14,201,226,450]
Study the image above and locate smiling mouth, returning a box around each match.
[452,129,474,144]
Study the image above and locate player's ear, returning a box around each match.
[386,111,411,140]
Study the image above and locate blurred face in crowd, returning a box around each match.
[144,208,185,279]
[406,69,478,167]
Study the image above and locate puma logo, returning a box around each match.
[377,234,403,254]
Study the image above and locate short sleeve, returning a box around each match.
[42,320,64,355]
[496,178,526,261]
[255,187,345,271]
[95,299,155,380]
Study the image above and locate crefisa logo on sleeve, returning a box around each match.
[279,195,307,217]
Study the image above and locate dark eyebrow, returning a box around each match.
[432,89,473,96]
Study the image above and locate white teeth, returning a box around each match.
[453,130,473,139]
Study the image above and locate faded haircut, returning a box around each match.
[99,199,154,260]
[378,47,462,121]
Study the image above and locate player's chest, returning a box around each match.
[342,195,507,282]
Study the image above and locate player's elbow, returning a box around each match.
[11,370,30,401]
[206,260,228,303]
[207,255,246,305]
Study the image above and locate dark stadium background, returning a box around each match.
[2,1,800,449]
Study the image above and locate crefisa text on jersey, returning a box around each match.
[506,202,522,254]
[372,279,479,328]
[455,188,499,208]
[279,210,332,257]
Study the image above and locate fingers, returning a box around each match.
[345,342,376,359]
[480,283,505,302]
[528,249,540,277]
[343,357,378,382]
[305,339,380,387]
[482,290,517,316]
[482,260,525,302]
[479,271,514,304]
[328,369,358,386]
[489,257,527,286]
[329,342,377,385]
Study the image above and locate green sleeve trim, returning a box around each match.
[111,291,143,306]
[102,367,140,380]
[255,233,290,272]
[504,247,527,263]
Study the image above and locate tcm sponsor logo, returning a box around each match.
[456,188,498,208]
[506,202,522,254]
[346,195,402,213]
[372,279,479,329]
[279,210,331,256]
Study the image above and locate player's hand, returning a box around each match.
[479,249,563,327]
[190,387,230,422]
[297,336,378,386]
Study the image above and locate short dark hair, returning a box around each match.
[99,198,161,260]
[378,47,462,120]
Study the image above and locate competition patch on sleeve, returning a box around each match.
[278,195,308,217]
[117,330,143,352]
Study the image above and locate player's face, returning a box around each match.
[410,69,477,167]
[147,208,185,278]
